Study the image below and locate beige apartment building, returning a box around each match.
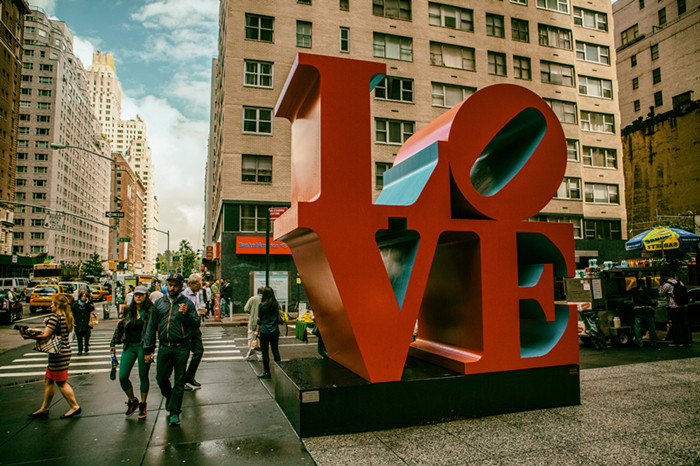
[14,9,111,263]
[0,0,31,256]
[613,0,699,127]
[206,0,628,296]
[86,52,159,273]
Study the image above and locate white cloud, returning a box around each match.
[121,93,208,252]
[28,0,56,16]
[72,36,97,67]
[171,77,211,114]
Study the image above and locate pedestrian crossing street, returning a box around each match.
[0,328,246,380]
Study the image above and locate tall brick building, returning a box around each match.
[207,0,628,302]
[110,153,144,269]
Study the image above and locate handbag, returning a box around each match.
[278,310,289,324]
[252,336,261,351]
[89,311,99,328]
[33,335,62,354]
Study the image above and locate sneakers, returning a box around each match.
[125,397,139,417]
[138,402,147,419]
[168,413,180,426]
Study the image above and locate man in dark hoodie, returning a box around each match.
[143,273,199,426]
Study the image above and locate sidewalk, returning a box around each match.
[0,337,698,465]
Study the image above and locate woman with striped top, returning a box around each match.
[21,294,81,419]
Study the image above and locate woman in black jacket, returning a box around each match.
[110,286,153,418]
[254,287,281,379]
[72,291,94,355]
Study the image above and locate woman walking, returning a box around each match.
[72,290,94,355]
[254,287,282,379]
[110,285,153,418]
[21,294,81,419]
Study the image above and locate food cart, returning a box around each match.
[565,266,669,347]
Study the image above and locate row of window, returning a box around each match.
[17,140,50,148]
[20,89,52,97]
[12,232,45,240]
[633,90,665,113]
[529,216,621,240]
[21,63,53,71]
[21,75,53,84]
[555,178,619,204]
[18,127,50,135]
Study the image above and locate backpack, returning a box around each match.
[670,280,689,306]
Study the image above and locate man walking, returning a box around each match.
[244,287,264,360]
[221,279,231,317]
[143,273,199,427]
[182,273,206,389]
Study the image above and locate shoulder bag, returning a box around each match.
[33,335,62,354]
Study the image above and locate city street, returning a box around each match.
[0,313,698,465]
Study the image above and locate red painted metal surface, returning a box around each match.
[275,53,577,383]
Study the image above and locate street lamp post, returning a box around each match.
[144,227,170,273]
[51,143,119,313]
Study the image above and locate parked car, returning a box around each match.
[685,287,700,330]
[59,282,91,301]
[0,277,30,300]
[0,290,23,323]
[88,284,108,301]
[29,284,66,313]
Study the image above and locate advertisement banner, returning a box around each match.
[236,236,292,255]
[214,292,221,322]
[253,271,288,302]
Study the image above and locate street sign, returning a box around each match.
[43,213,65,231]
[118,238,131,243]
[269,207,288,221]
[105,211,125,218]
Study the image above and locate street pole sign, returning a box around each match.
[269,207,288,221]
[118,238,131,243]
[43,213,65,231]
[105,211,125,218]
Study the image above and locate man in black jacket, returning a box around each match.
[144,273,199,426]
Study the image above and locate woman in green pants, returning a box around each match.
[110,285,153,418]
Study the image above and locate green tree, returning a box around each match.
[177,240,200,276]
[83,252,105,277]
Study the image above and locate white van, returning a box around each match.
[59,281,91,301]
[0,277,30,299]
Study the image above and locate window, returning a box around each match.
[567,139,579,161]
[31,219,43,227]
[621,25,639,45]
[631,55,637,67]
[297,21,312,48]
[36,128,49,135]
[511,18,529,42]
[15,192,25,200]
[298,0,311,4]
[639,0,645,9]
[574,7,607,31]
[512,0,527,4]
[17,153,27,160]
[13,232,24,239]
[513,56,531,80]
[583,146,617,168]
[429,42,475,70]
[38,76,52,83]
[584,219,621,240]
[31,232,45,240]
[578,76,612,99]
[38,102,51,109]
[634,100,641,112]
[658,8,666,25]
[238,205,271,232]
[544,99,577,124]
[24,49,34,57]
[375,118,414,144]
[16,179,26,186]
[654,91,663,107]
[486,14,504,38]
[428,3,473,31]
[340,0,349,10]
[34,167,48,173]
[21,88,31,95]
[374,33,413,61]
[537,0,569,14]
[243,107,273,134]
[32,193,46,200]
[21,75,31,82]
[245,14,274,42]
[22,62,33,69]
[373,0,411,20]
[244,60,273,88]
[431,82,475,107]
[14,218,24,226]
[652,68,661,84]
[25,26,34,34]
[576,42,610,65]
[488,52,507,76]
[20,101,31,108]
[18,127,29,134]
[38,89,51,96]
[375,77,413,102]
[538,24,572,50]
[17,166,27,173]
[242,155,272,183]
[35,154,48,161]
[632,77,639,89]
[555,177,582,199]
[581,111,615,133]
[18,140,29,148]
[541,61,574,86]
[585,183,619,204]
[31,246,45,254]
[37,115,50,122]
[340,27,349,52]
[376,163,393,188]
[35,141,49,148]
[39,64,53,71]
[678,0,687,15]
[651,44,659,60]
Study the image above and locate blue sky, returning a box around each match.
[30,0,219,254]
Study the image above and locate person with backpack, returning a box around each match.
[659,271,692,347]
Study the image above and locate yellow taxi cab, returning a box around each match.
[29,284,66,313]
[89,284,108,301]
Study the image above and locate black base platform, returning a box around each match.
[273,357,580,438]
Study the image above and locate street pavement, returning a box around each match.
[0,317,698,465]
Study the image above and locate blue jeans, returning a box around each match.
[633,307,657,347]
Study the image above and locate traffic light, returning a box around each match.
[115,200,124,211]
[155,262,160,270]
[108,260,115,270]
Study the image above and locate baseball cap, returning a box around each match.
[167,273,185,284]
[134,285,149,295]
